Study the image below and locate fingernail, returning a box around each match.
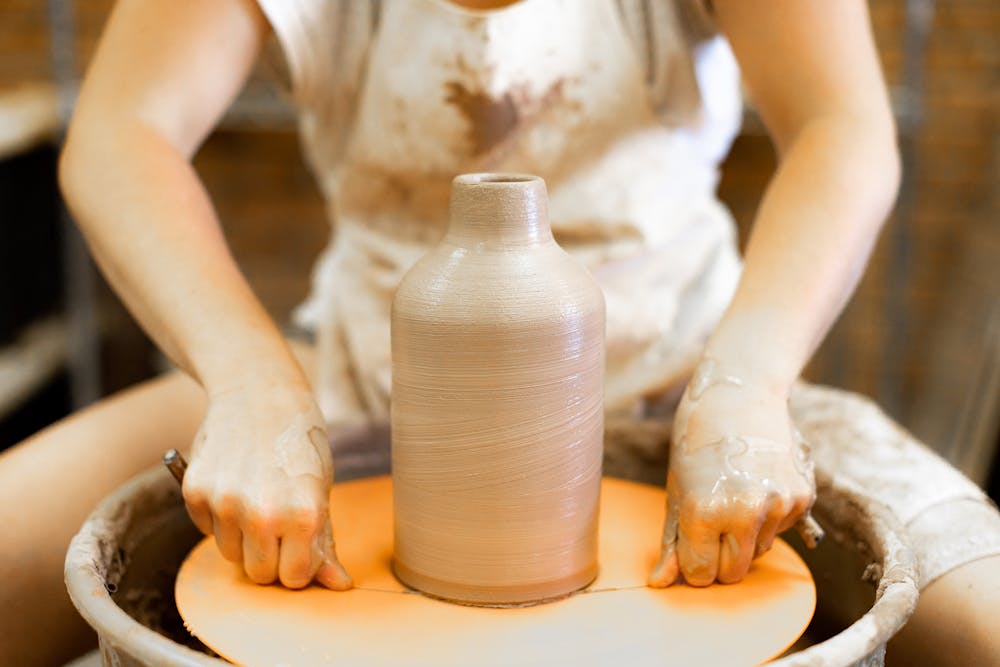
[318,561,353,591]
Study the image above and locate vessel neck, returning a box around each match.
[446,174,553,248]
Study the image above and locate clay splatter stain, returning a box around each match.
[443,79,568,157]
[444,81,519,156]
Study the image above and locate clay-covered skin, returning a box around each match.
[182,380,352,590]
[649,358,817,587]
[641,0,900,587]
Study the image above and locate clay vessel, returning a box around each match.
[390,173,606,605]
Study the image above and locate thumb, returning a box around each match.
[647,533,680,588]
[648,485,681,588]
[316,556,353,591]
[313,521,353,591]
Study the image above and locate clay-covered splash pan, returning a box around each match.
[175,476,815,666]
[65,455,918,667]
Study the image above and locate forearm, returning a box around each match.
[60,121,304,394]
[652,0,895,588]
[705,117,900,391]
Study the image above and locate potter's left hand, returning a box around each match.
[182,379,353,591]
[647,358,821,587]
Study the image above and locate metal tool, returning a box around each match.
[163,449,188,485]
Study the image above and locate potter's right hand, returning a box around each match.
[181,380,352,590]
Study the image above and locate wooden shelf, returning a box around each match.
[0,315,68,420]
[0,83,59,160]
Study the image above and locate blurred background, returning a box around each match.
[0,0,996,498]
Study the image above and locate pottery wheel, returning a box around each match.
[176,476,815,666]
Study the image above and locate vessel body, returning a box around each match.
[390,174,605,605]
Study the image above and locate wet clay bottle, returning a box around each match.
[391,174,606,606]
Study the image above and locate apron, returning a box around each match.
[260,0,743,423]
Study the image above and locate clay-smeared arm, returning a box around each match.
[651,0,899,586]
[60,0,350,590]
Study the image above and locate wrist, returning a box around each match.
[197,335,311,400]
[700,321,800,398]
[695,350,794,398]
[683,356,791,408]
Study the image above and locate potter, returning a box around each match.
[3,1,1000,666]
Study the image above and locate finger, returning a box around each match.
[213,515,244,563]
[278,507,324,589]
[314,522,353,590]
[754,500,787,558]
[718,525,757,585]
[242,520,279,585]
[678,518,721,587]
[648,543,680,588]
[648,486,681,588]
[278,532,315,589]
[777,495,811,535]
[316,560,353,590]
[182,487,213,536]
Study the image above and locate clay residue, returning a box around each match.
[265,414,327,482]
[687,356,744,401]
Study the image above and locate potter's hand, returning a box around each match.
[182,382,352,590]
[648,359,819,587]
